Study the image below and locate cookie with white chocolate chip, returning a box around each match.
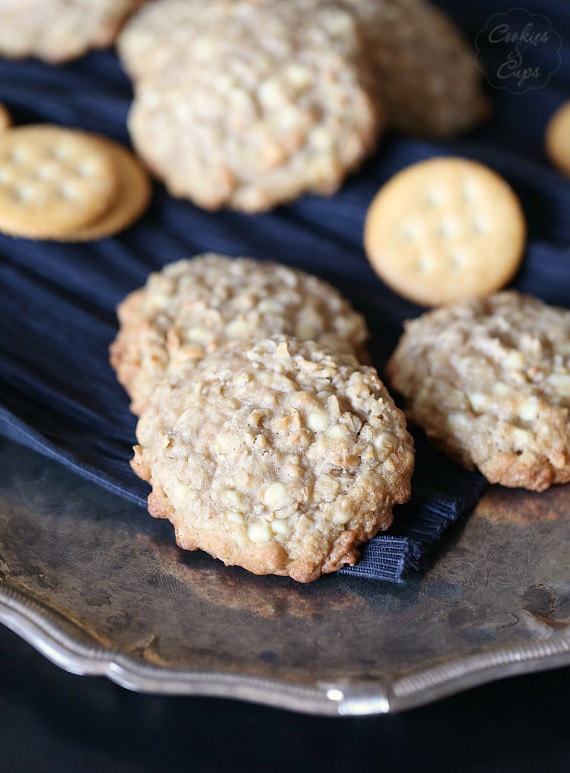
[387,291,570,491]
[0,0,146,63]
[132,336,414,582]
[342,0,488,137]
[110,254,369,415]
[118,0,381,212]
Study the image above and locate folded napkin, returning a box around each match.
[0,0,568,581]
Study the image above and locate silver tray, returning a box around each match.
[0,436,568,716]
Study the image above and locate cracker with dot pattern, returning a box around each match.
[364,157,526,307]
[0,125,119,239]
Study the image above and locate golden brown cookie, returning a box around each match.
[132,336,414,582]
[0,125,119,239]
[545,101,570,178]
[364,157,526,307]
[119,0,382,212]
[110,254,369,415]
[387,291,570,491]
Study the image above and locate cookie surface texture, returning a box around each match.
[364,157,526,307]
[131,336,414,582]
[110,254,369,415]
[545,101,570,177]
[119,0,381,212]
[0,125,118,239]
[342,0,488,137]
[387,291,570,491]
[0,0,146,63]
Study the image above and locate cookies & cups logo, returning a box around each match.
[475,8,561,94]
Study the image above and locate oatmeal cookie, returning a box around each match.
[387,291,570,491]
[0,0,146,63]
[119,0,381,212]
[132,336,414,582]
[110,254,369,415]
[342,0,488,137]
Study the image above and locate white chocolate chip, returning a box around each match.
[511,426,530,447]
[494,382,514,396]
[448,413,470,433]
[187,326,216,345]
[307,409,330,432]
[518,398,538,423]
[225,489,245,510]
[547,373,570,396]
[284,63,311,89]
[505,350,525,370]
[469,393,490,412]
[257,298,285,314]
[225,318,254,339]
[311,127,333,151]
[258,78,285,108]
[248,522,272,543]
[263,481,289,508]
[373,432,395,458]
[271,518,289,536]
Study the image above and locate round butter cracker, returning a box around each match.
[387,291,570,491]
[546,101,570,178]
[0,125,118,239]
[364,157,526,307]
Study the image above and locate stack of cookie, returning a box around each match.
[117,0,488,212]
[111,254,415,582]
[112,256,570,581]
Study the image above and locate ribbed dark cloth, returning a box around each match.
[0,1,567,580]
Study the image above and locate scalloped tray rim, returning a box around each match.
[1,582,568,717]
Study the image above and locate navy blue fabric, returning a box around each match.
[0,0,567,581]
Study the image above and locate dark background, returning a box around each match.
[1,624,569,772]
